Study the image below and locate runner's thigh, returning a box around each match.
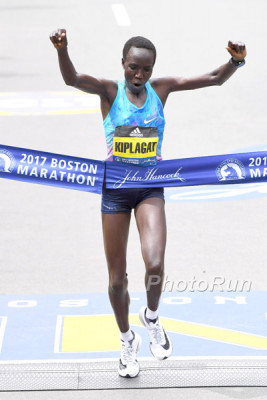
[102,213,131,275]
[135,198,166,266]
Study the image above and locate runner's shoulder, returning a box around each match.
[149,77,174,105]
[99,79,118,102]
[150,77,179,91]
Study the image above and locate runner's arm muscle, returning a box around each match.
[160,60,241,93]
[50,29,113,98]
[152,41,246,103]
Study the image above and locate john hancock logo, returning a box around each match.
[0,149,16,173]
[216,158,246,182]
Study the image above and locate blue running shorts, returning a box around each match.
[101,187,164,214]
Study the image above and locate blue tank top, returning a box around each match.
[103,80,165,161]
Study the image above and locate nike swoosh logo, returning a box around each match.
[162,331,170,350]
[144,117,156,124]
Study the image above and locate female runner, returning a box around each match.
[50,30,246,378]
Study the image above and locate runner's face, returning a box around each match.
[122,47,154,94]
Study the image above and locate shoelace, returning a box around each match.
[121,341,136,364]
[149,320,165,345]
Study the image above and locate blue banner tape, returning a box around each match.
[0,144,267,193]
[0,145,104,194]
[106,152,267,189]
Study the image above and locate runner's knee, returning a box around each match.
[145,259,164,276]
[109,273,128,295]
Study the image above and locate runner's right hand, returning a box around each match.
[50,29,68,50]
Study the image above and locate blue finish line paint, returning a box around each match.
[0,292,267,361]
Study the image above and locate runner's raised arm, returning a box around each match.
[50,29,114,96]
[151,40,247,105]
[50,28,117,117]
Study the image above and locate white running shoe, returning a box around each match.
[139,306,172,360]
[118,331,142,378]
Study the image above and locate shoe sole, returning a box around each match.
[139,306,148,328]
[119,367,140,378]
[139,306,173,360]
[118,334,142,378]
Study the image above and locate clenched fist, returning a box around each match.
[50,28,68,50]
[226,40,247,61]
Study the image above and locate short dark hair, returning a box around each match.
[123,36,157,64]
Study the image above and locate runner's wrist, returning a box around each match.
[229,57,245,68]
[57,46,68,53]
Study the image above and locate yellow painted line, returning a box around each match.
[45,91,93,96]
[0,112,16,116]
[0,91,94,96]
[61,315,120,352]
[130,315,267,349]
[0,112,47,116]
[0,109,100,117]
[60,314,267,353]
[49,108,100,115]
[0,93,15,96]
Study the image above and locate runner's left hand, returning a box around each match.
[226,40,247,61]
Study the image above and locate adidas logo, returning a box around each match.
[129,128,143,137]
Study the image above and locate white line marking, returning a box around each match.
[0,317,7,353]
[0,92,100,116]
[1,355,267,364]
[54,315,64,353]
[112,4,131,26]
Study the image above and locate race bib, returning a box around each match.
[113,125,158,166]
